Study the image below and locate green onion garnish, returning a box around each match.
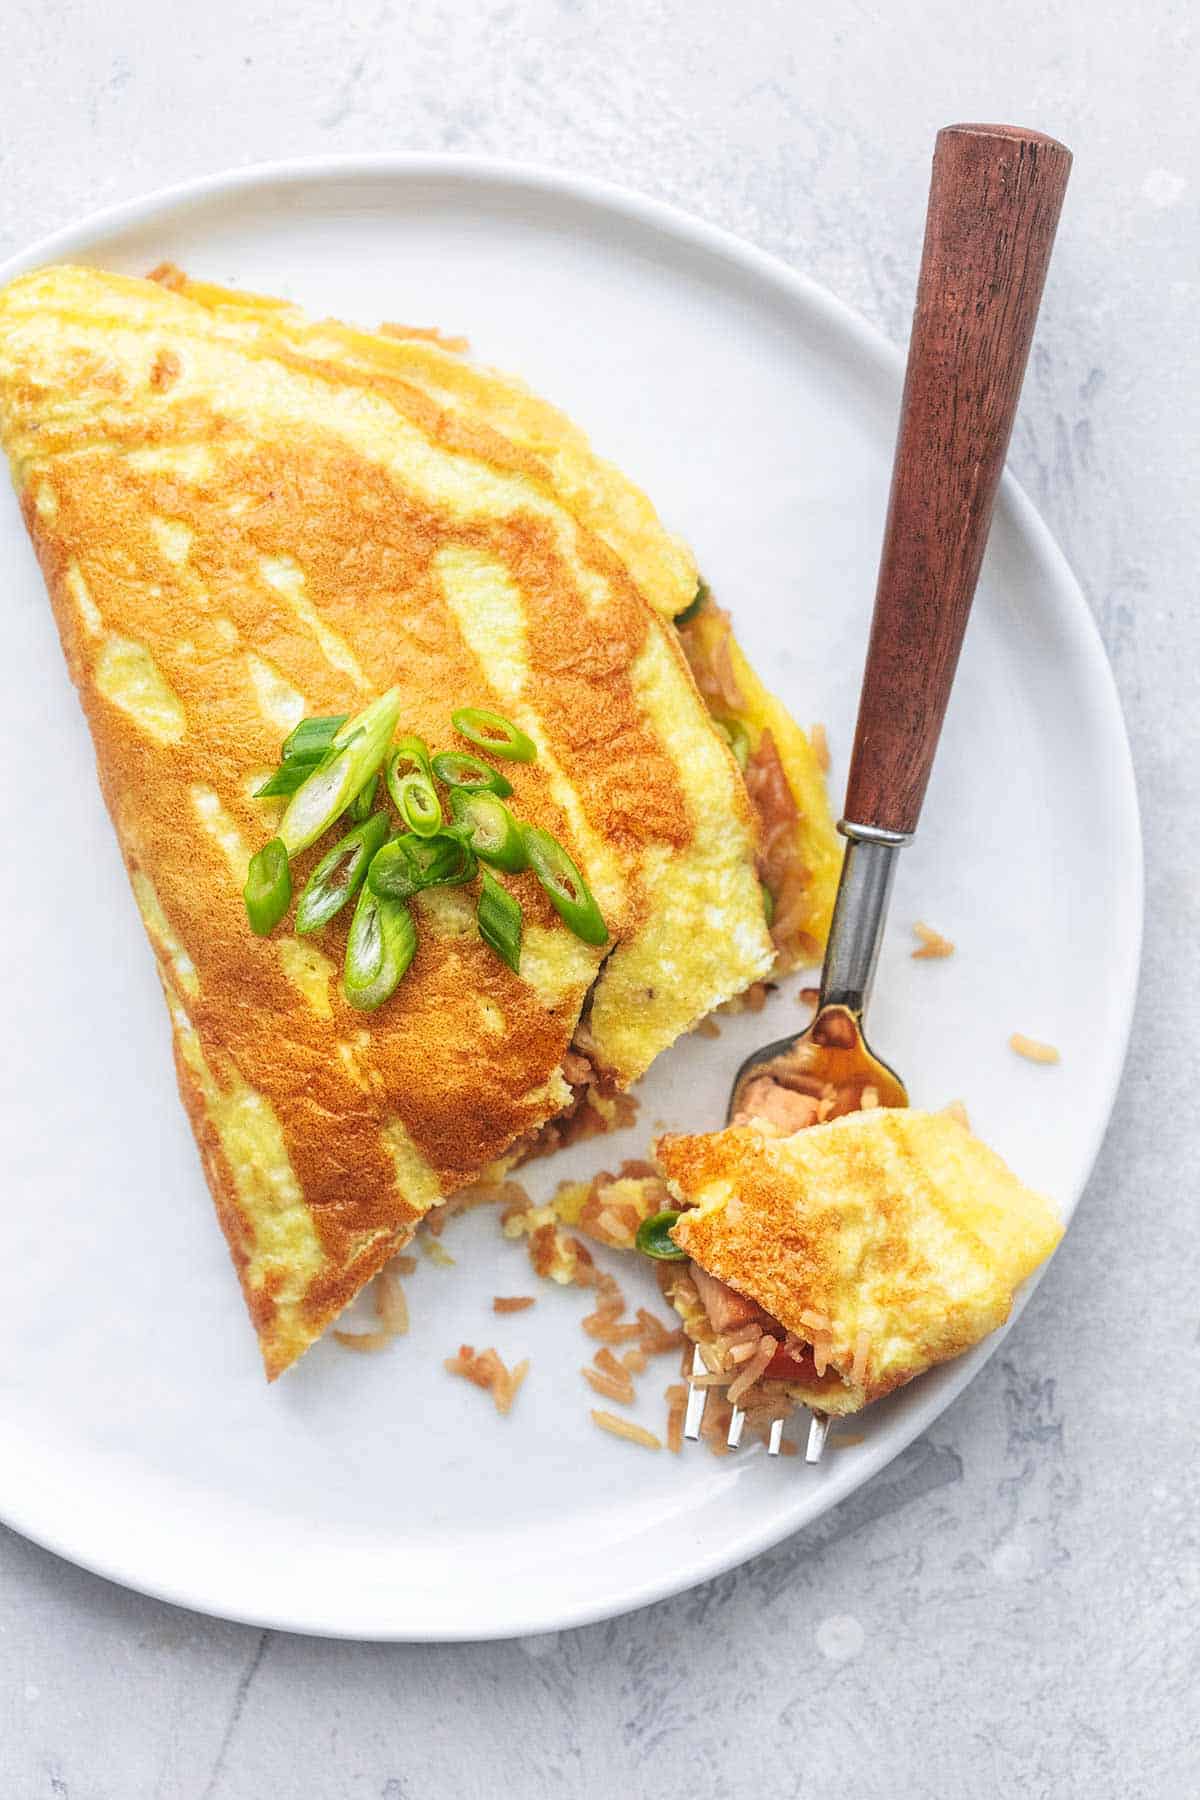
[278,687,402,856]
[281,714,348,763]
[760,881,775,928]
[396,771,443,838]
[447,789,528,872]
[673,580,709,628]
[385,735,434,812]
[521,826,608,946]
[295,811,390,935]
[243,838,291,937]
[368,831,476,901]
[343,886,417,1012]
[348,771,379,824]
[635,1210,687,1261]
[255,714,350,798]
[254,759,321,799]
[477,870,523,974]
[430,750,513,799]
[451,706,537,763]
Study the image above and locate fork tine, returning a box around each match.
[805,1411,832,1463]
[683,1343,708,1441]
[685,1349,831,1462]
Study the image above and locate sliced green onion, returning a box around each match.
[343,886,417,1012]
[521,826,608,946]
[368,831,476,901]
[281,714,347,763]
[451,706,537,763]
[477,870,523,974]
[255,759,320,798]
[760,881,776,928]
[295,811,389,935]
[396,771,443,837]
[278,687,402,856]
[385,735,433,812]
[348,771,379,824]
[673,580,709,628]
[635,1210,687,1261]
[447,789,528,872]
[255,714,353,798]
[243,838,291,937]
[720,717,751,771]
[430,750,513,799]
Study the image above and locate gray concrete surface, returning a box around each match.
[1,2,1196,1795]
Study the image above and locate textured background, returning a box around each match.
[1,2,1196,1795]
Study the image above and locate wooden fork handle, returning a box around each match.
[843,123,1072,839]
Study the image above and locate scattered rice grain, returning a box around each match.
[912,921,955,959]
[636,1308,686,1355]
[332,1328,395,1353]
[665,1384,688,1453]
[591,1410,661,1450]
[583,1318,644,1345]
[594,1347,632,1382]
[582,1365,635,1404]
[374,1265,409,1335]
[445,1345,529,1415]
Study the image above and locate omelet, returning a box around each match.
[152,265,842,967]
[657,1109,1063,1413]
[0,262,832,1379]
[143,266,701,624]
[676,598,840,962]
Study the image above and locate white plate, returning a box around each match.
[0,157,1141,1641]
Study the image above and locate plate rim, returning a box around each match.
[0,151,1144,1640]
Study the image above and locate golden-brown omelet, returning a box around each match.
[153,266,842,966]
[145,266,702,624]
[0,262,792,1378]
[657,1109,1063,1412]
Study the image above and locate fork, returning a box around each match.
[685,122,1072,1461]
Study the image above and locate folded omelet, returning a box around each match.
[0,263,836,1377]
[657,1110,1063,1413]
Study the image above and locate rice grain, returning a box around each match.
[912,921,955,959]
[591,1410,662,1451]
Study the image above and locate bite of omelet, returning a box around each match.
[652,1108,1063,1419]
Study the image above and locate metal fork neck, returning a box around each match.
[818,823,909,1015]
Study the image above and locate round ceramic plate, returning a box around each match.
[0,157,1140,1641]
